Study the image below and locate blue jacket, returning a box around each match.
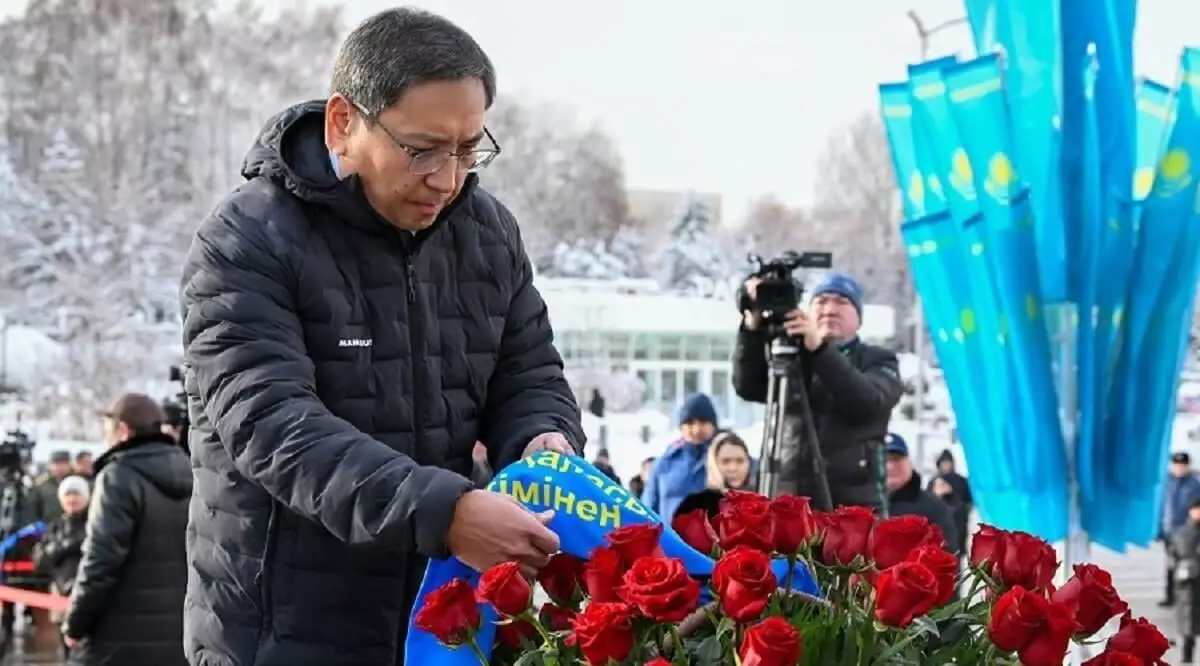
[644,439,710,520]
[1162,473,1200,539]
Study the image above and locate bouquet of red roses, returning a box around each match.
[415,489,1170,665]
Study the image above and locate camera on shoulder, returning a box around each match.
[738,251,833,329]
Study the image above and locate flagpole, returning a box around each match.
[1054,302,1088,666]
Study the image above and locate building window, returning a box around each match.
[661,369,678,405]
[683,370,700,396]
[683,334,708,361]
[634,334,656,360]
[605,333,631,360]
[659,335,682,360]
[711,369,730,403]
[711,335,733,361]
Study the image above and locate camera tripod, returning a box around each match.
[756,336,834,512]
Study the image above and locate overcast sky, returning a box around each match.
[2,0,1196,222]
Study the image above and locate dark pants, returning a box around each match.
[1184,635,1195,663]
[1168,564,1178,604]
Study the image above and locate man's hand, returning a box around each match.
[523,432,574,457]
[447,490,560,576]
[741,278,762,330]
[63,635,80,649]
[783,310,829,351]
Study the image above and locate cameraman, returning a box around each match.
[733,272,903,512]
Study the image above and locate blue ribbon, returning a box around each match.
[404,454,819,664]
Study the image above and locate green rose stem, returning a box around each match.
[783,554,796,604]
[467,636,488,666]
[518,610,555,645]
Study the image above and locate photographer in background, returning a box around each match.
[733,272,903,512]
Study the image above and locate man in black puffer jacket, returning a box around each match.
[61,393,191,665]
[733,272,903,512]
[180,8,584,666]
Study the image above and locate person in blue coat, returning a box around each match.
[1162,451,1200,607]
[643,394,720,520]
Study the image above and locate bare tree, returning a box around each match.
[0,0,342,437]
[812,113,912,340]
[482,98,633,267]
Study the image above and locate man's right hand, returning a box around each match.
[447,490,560,575]
[742,277,762,330]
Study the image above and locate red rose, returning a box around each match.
[537,553,586,606]
[987,585,1079,665]
[569,601,637,665]
[619,556,701,622]
[1019,599,1079,666]
[996,532,1058,592]
[712,546,778,623]
[495,618,537,650]
[1105,612,1170,663]
[1082,650,1144,665]
[770,494,817,555]
[716,491,775,552]
[583,546,625,602]
[645,660,672,666]
[1051,564,1129,637]
[539,602,576,631]
[673,509,719,555]
[969,524,1008,574]
[870,514,943,569]
[605,523,664,564]
[819,505,876,566]
[909,544,959,606]
[413,578,480,646]
[476,561,532,617]
[872,561,939,627]
[987,586,1044,651]
[740,616,803,666]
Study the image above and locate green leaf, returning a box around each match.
[910,616,940,639]
[695,636,725,666]
[512,650,545,666]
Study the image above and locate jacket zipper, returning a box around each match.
[403,249,426,461]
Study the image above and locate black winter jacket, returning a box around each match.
[32,508,87,596]
[732,330,903,511]
[62,433,192,666]
[180,101,584,666]
[888,470,960,555]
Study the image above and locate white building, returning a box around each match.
[538,277,897,428]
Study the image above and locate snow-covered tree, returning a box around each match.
[609,225,649,279]
[655,193,729,295]
[546,240,628,280]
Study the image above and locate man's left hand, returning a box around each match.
[523,432,574,457]
[783,310,829,351]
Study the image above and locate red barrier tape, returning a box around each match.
[0,585,70,612]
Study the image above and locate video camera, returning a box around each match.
[738,251,834,328]
[0,430,34,477]
[164,365,189,452]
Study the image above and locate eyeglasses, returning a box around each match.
[350,101,501,176]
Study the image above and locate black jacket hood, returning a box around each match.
[95,433,192,501]
[240,99,477,238]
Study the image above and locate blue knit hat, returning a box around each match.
[677,393,718,427]
[811,272,864,315]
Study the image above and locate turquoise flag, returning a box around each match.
[907,62,1013,460]
[879,83,937,221]
[1126,49,1200,495]
[404,453,820,664]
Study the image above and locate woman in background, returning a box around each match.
[706,431,756,492]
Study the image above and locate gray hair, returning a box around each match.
[330,7,496,118]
